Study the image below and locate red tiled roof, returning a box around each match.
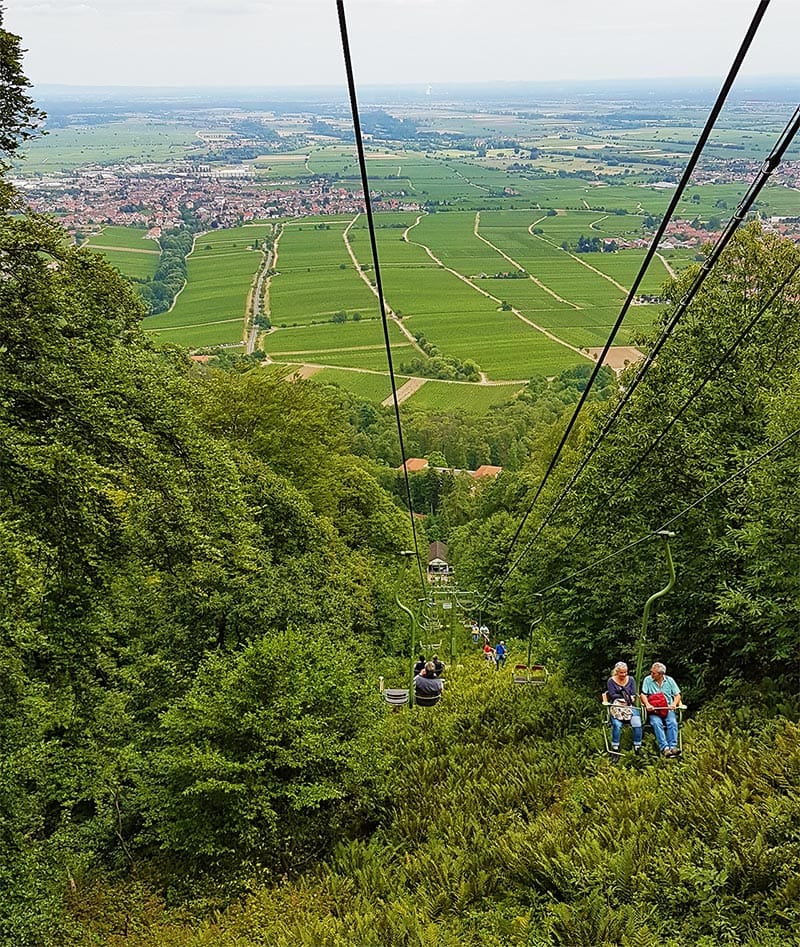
[398,458,429,473]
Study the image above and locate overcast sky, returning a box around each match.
[4,0,800,90]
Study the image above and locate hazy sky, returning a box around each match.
[5,0,800,90]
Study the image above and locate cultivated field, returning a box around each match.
[40,91,797,409]
[144,226,270,348]
[84,226,160,281]
[269,220,379,326]
[123,199,695,402]
[18,120,204,173]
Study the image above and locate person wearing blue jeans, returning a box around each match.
[641,662,682,757]
[605,661,642,756]
[494,641,507,670]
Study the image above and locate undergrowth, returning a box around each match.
[65,659,800,946]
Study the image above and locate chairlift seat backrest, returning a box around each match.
[414,691,441,707]
[383,688,409,707]
[513,663,548,685]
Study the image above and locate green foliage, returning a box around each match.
[0,195,412,935]
[0,14,45,168]
[400,332,481,382]
[58,673,800,946]
[493,225,800,699]
[135,228,193,315]
[2,39,799,944]
[337,365,615,477]
[137,629,382,886]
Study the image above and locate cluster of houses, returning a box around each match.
[398,458,502,479]
[14,165,418,237]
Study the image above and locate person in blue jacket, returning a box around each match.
[494,640,507,670]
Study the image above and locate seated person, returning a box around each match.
[604,661,642,756]
[482,642,496,663]
[414,661,444,700]
[431,654,444,677]
[413,654,426,675]
[641,662,682,757]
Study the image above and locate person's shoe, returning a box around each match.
[633,745,642,755]
[662,748,673,757]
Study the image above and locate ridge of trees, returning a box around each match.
[133,228,194,316]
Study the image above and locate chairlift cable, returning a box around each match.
[586,104,800,451]
[337,0,427,594]
[605,263,800,493]
[531,424,800,598]
[479,0,774,606]
[655,424,800,534]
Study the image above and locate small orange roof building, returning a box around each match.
[472,464,503,479]
[397,458,429,474]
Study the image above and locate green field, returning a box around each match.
[404,380,526,412]
[39,126,788,403]
[307,367,525,413]
[84,226,160,280]
[269,219,379,326]
[148,322,245,349]
[17,121,204,172]
[84,226,158,251]
[271,346,413,373]
[262,208,666,386]
[264,315,412,373]
[144,226,269,347]
[133,202,690,395]
[308,367,407,402]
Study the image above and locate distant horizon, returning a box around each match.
[29,74,800,111]
[31,74,800,93]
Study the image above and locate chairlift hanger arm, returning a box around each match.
[633,532,676,697]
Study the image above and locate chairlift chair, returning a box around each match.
[383,688,409,708]
[514,596,548,685]
[602,531,686,759]
[420,641,442,655]
[413,691,442,707]
[602,700,687,757]
[513,663,548,685]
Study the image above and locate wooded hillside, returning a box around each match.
[0,17,798,945]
